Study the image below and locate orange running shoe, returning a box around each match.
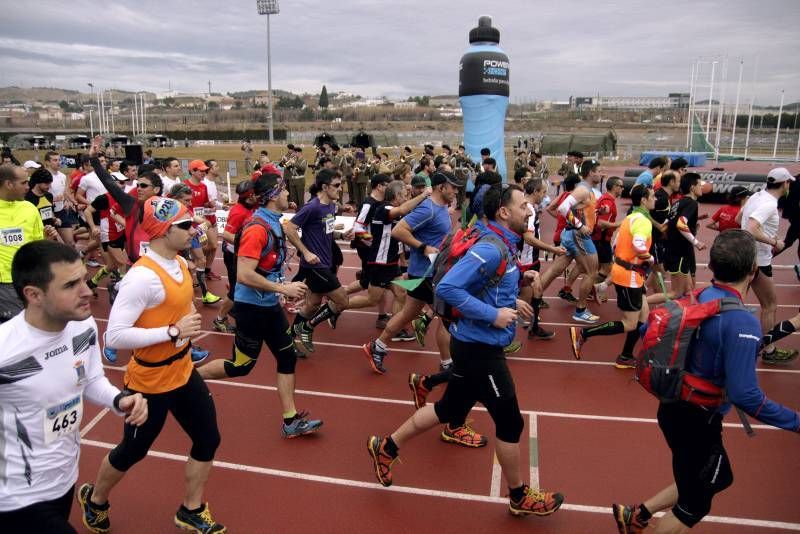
[509,485,564,517]
[440,422,488,448]
[569,326,585,360]
[612,503,649,533]
[408,373,430,409]
[366,435,398,487]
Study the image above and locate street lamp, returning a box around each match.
[256,0,279,144]
[87,83,95,137]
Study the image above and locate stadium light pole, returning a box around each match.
[87,83,95,137]
[257,0,279,144]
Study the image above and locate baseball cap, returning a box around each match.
[766,167,795,184]
[188,159,209,172]
[410,174,428,187]
[730,185,754,199]
[140,197,191,239]
[23,160,41,169]
[430,170,463,188]
[111,171,128,182]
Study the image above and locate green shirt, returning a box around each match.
[0,199,45,283]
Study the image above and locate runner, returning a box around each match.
[367,184,564,518]
[660,172,706,301]
[612,230,799,534]
[0,240,146,533]
[739,167,798,363]
[644,170,676,296]
[362,170,462,374]
[184,160,223,304]
[197,171,322,438]
[570,185,655,368]
[214,178,258,333]
[78,197,225,533]
[706,185,752,233]
[286,169,350,353]
[591,176,624,302]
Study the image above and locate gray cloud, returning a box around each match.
[0,0,797,104]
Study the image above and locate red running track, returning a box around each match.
[70,198,800,532]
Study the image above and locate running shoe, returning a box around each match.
[572,309,599,324]
[202,292,221,305]
[191,346,210,364]
[293,322,316,353]
[794,264,800,282]
[504,341,522,354]
[408,373,430,409]
[439,359,452,372]
[77,483,111,534]
[281,415,323,438]
[594,283,609,303]
[102,347,117,363]
[205,270,222,281]
[412,313,431,346]
[212,317,234,333]
[614,354,637,369]
[761,347,800,365]
[375,314,390,329]
[539,299,550,309]
[391,329,416,342]
[366,435,398,487]
[508,485,564,517]
[612,503,649,534]
[569,326,585,360]
[362,341,386,374]
[558,288,578,303]
[441,422,488,448]
[528,326,555,340]
[174,503,226,533]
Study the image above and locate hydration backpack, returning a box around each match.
[431,226,508,322]
[233,216,285,277]
[635,289,754,435]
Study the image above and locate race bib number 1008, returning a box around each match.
[1,228,24,246]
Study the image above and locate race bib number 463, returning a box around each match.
[1,228,24,246]
[43,395,83,444]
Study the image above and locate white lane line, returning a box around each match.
[489,453,502,498]
[91,318,800,374]
[94,367,782,432]
[81,408,110,438]
[529,414,540,491]
[79,438,800,530]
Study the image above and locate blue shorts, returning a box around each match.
[561,229,597,257]
[191,235,202,249]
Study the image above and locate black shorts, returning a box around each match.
[223,248,237,300]
[614,284,643,312]
[657,401,733,528]
[366,264,401,289]
[233,301,297,375]
[107,235,125,249]
[405,276,434,305]
[433,338,524,443]
[54,208,78,228]
[298,266,342,294]
[594,240,613,264]
[665,248,696,276]
[756,265,773,279]
[0,485,76,533]
[650,240,667,265]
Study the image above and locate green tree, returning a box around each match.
[319,85,329,108]
[58,100,70,111]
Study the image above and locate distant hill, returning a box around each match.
[0,86,157,105]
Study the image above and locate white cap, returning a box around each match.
[23,160,41,169]
[766,167,795,184]
[111,171,128,182]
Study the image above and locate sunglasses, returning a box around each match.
[328,182,342,189]
[171,220,193,230]
[137,182,152,189]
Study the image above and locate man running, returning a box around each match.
[739,167,797,363]
[78,197,225,533]
[367,184,564,518]
[198,171,322,438]
[591,176,624,302]
[612,230,799,534]
[660,173,706,301]
[570,185,655,368]
[0,240,146,533]
[286,169,349,353]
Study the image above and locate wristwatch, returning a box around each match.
[418,242,427,253]
[167,324,180,343]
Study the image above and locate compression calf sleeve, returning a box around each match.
[308,302,337,328]
[621,321,644,357]
[582,321,625,339]
[762,320,797,349]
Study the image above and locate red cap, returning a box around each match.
[188,159,209,172]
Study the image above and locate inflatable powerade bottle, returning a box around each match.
[459,15,510,181]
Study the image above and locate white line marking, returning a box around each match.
[81,408,110,438]
[529,414,539,491]
[489,453,502,498]
[79,438,800,530]
[93,367,783,432]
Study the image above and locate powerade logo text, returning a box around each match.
[483,59,509,77]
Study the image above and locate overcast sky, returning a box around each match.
[0,0,797,104]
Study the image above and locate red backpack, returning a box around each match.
[431,225,508,322]
[635,289,754,434]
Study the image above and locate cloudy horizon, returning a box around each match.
[0,0,797,105]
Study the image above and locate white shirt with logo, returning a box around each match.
[78,172,108,203]
[0,313,120,511]
[741,190,779,267]
[49,171,68,212]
